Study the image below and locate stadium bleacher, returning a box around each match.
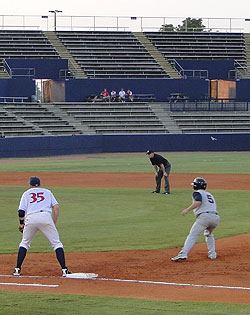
[0,30,60,74]
[170,112,250,133]
[145,32,247,70]
[0,30,249,136]
[55,102,169,134]
[55,31,170,78]
[0,103,82,136]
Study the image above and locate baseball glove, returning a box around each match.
[19,224,24,233]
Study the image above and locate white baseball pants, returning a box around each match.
[19,212,63,251]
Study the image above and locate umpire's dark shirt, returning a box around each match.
[150,154,171,168]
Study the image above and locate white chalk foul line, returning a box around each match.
[1,274,249,291]
[0,282,58,288]
[98,278,250,291]
[0,274,57,279]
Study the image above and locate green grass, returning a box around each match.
[1,152,250,311]
[0,291,250,315]
[1,151,250,173]
[2,186,250,254]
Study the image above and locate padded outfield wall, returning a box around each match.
[0,133,250,157]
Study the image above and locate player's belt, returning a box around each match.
[196,211,218,218]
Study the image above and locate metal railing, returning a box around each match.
[0,14,249,32]
[170,99,250,111]
[0,96,29,103]
[3,60,35,78]
[174,60,208,79]
[59,69,74,79]
[180,69,208,79]
[11,68,35,78]
[3,59,11,76]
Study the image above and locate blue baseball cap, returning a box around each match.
[29,176,40,187]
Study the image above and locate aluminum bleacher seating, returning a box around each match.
[0,105,44,137]
[145,32,246,70]
[0,103,82,136]
[170,112,250,133]
[56,31,169,78]
[0,30,60,72]
[56,102,169,134]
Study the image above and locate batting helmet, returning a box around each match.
[191,177,207,190]
[29,176,40,187]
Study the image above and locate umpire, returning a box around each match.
[146,150,171,194]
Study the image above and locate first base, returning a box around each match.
[65,273,98,279]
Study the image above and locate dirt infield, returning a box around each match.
[1,171,250,190]
[1,234,250,304]
[1,171,250,304]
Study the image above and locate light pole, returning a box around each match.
[49,10,62,31]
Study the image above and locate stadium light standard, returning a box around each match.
[49,10,62,31]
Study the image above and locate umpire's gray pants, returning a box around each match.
[155,164,171,193]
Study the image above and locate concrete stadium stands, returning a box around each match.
[0,103,82,136]
[145,32,247,70]
[0,30,248,79]
[55,31,170,78]
[0,106,43,136]
[1,101,250,136]
[170,112,250,133]
[0,30,250,136]
[0,30,60,76]
[55,102,169,134]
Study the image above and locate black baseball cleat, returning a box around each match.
[152,191,160,193]
[162,192,170,195]
[62,268,72,277]
[13,267,21,276]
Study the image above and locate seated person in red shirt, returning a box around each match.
[100,89,110,102]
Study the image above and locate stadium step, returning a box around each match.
[133,32,181,79]
[44,31,87,79]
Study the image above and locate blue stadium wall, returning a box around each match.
[236,79,250,100]
[0,79,35,98]
[0,133,250,157]
[175,60,234,80]
[65,78,209,102]
[5,59,68,80]
[0,77,250,101]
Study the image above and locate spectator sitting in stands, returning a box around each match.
[118,88,126,102]
[110,90,117,102]
[126,89,133,102]
[100,88,110,102]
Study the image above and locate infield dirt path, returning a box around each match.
[0,171,250,190]
[0,170,250,304]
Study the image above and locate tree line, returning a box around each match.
[160,17,208,32]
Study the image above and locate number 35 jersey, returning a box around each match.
[19,188,59,216]
[192,189,217,217]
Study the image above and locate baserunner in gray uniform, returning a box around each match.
[171,177,220,262]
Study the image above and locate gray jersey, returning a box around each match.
[192,189,217,217]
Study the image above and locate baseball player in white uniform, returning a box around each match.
[13,176,72,277]
[171,177,220,261]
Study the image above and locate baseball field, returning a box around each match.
[0,151,250,314]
